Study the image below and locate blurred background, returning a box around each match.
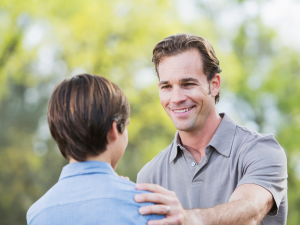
[1,0,300,224]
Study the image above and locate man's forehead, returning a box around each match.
[158,50,204,80]
[159,58,201,72]
[159,49,202,67]
[159,63,197,75]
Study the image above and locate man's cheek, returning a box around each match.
[159,97,167,108]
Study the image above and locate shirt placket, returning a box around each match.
[180,145,213,182]
[180,146,200,182]
[192,146,213,181]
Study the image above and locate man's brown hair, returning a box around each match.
[152,33,222,103]
[48,74,130,162]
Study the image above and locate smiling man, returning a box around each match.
[135,34,287,225]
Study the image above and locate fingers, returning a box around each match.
[135,192,171,204]
[139,204,183,225]
[115,172,130,181]
[135,184,180,212]
[135,183,175,205]
[136,194,182,217]
[147,214,184,225]
[119,176,130,181]
[135,183,185,225]
[139,204,170,215]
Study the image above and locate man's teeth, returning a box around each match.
[173,107,192,113]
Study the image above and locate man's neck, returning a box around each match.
[178,111,222,162]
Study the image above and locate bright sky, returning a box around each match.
[261,0,300,50]
[177,0,300,50]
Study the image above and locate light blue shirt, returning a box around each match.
[27,161,165,225]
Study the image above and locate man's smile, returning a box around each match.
[171,106,195,114]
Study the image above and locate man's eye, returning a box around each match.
[183,83,194,87]
[161,85,171,89]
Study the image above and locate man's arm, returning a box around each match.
[135,183,274,225]
[187,183,274,225]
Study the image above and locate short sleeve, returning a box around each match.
[144,213,166,222]
[137,170,150,184]
[237,137,287,216]
[136,160,156,184]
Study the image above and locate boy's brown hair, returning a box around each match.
[48,74,130,162]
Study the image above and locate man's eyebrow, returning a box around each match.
[158,78,199,86]
[179,78,199,83]
[158,80,169,86]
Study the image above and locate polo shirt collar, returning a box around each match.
[208,113,236,157]
[59,161,115,181]
[169,132,182,163]
[169,113,236,163]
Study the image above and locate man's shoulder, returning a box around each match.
[236,124,281,148]
[137,142,174,183]
[141,142,174,170]
[234,124,286,160]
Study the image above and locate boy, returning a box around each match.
[27,74,164,225]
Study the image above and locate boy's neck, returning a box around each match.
[69,148,117,169]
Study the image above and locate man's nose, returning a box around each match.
[170,86,187,104]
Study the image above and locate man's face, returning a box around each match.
[158,49,216,133]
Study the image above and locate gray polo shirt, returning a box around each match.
[137,113,287,225]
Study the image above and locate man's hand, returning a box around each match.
[135,183,202,225]
[115,172,130,181]
[119,175,130,180]
[135,183,273,225]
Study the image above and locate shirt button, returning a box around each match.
[191,162,196,167]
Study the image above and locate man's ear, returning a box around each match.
[210,74,221,98]
[107,121,118,144]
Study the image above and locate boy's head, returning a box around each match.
[48,74,130,162]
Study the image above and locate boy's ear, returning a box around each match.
[107,121,118,143]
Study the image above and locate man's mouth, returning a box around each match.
[172,106,194,114]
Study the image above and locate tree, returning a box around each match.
[0,0,299,224]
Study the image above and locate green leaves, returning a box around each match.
[1,0,300,224]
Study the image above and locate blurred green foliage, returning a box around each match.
[0,0,299,224]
